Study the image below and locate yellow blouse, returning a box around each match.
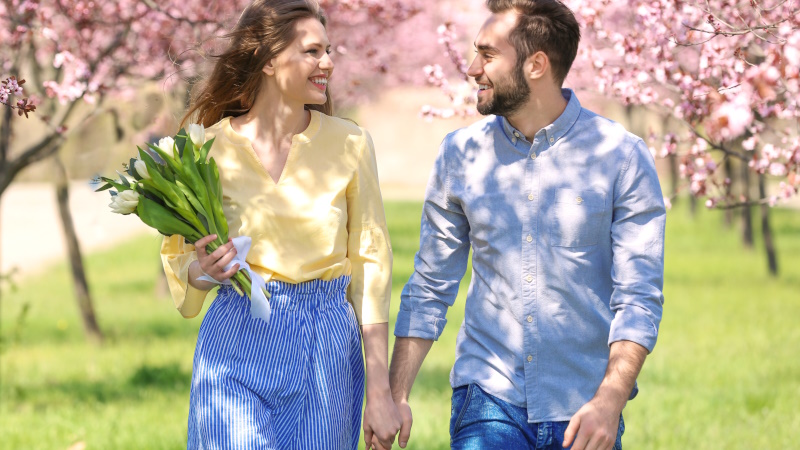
[160,111,392,325]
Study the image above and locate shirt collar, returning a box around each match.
[497,88,582,146]
[499,113,526,144]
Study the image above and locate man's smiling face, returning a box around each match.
[467,10,531,116]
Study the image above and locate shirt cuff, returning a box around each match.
[394,309,447,341]
[608,311,659,353]
[178,284,212,319]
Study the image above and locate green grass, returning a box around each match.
[1,201,799,449]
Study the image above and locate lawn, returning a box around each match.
[1,201,799,449]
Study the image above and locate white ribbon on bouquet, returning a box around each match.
[197,236,271,323]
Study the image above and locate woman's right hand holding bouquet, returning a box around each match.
[189,235,240,291]
[97,124,271,321]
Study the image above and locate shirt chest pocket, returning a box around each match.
[549,189,607,248]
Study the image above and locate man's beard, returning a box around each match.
[476,61,530,117]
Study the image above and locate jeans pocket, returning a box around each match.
[450,384,475,437]
[614,414,625,450]
[549,189,606,248]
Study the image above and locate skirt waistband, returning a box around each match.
[218,276,351,312]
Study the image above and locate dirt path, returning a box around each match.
[0,181,157,278]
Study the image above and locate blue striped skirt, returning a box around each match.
[187,276,364,449]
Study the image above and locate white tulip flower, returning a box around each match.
[157,136,175,153]
[109,189,140,215]
[133,159,150,179]
[187,123,206,146]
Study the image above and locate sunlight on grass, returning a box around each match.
[1,201,799,449]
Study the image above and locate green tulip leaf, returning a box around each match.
[175,129,187,158]
[127,157,142,181]
[116,171,131,187]
[137,197,201,241]
[199,137,215,162]
[147,143,183,174]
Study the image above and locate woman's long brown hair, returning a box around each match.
[182,0,333,128]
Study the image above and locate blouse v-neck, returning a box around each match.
[222,110,321,186]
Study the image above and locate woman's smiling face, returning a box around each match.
[265,16,333,107]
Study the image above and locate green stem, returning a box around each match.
[232,271,249,297]
[196,240,269,300]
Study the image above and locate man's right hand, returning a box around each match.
[394,397,413,448]
[389,337,433,449]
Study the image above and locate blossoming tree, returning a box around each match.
[0,0,434,341]
[419,0,798,276]
[571,0,799,275]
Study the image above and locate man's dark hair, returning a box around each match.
[486,0,580,86]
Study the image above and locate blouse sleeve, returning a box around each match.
[160,235,213,318]
[345,130,393,325]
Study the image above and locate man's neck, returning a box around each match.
[505,87,568,142]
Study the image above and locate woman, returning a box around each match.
[160,1,401,448]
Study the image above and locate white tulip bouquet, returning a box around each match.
[96,124,270,319]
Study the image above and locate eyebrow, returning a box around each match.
[306,41,331,49]
[475,43,500,53]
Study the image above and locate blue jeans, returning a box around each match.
[450,384,624,450]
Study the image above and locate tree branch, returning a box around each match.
[713,198,773,210]
[140,0,223,26]
[0,97,79,195]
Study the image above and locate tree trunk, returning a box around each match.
[741,163,754,248]
[723,158,733,227]
[669,153,679,205]
[758,173,779,276]
[0,195,4,402]
[54,158,104,343]
[0,96,11,402]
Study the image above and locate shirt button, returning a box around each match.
[526,235,533,243]
[550,137,555,143]
[576,196,584,204]
[527,355,533,362]
[525,274,533,283]
[527,315,533,323]
[528,193,535,201]
[530,153,536,160]
[512,137,517,144]
[513,131,520,138]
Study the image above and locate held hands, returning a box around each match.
[190,234,239,287]
[363,388,402,450]
[562,394,622,450]
[393,397,413,449]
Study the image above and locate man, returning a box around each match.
[390,1,666,449]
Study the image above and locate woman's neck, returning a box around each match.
[231,96,310,154]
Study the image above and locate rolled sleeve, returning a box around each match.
[160,235,212,318]
[608,139,666,352]
[346,130,392,325]
[394,305,449,340]
[395,136,470,341]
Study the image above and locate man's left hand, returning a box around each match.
[562,394,621,450]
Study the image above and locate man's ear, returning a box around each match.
[262,58,276,76]
[525,51,549,81]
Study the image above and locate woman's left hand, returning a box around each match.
[361,323,402,450]
[363,387,403,450]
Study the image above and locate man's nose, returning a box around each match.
[466,56,482,79]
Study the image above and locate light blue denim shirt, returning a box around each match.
[395,89,666,423]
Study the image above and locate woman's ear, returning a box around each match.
[262,58,276,76]
[526,51,549,81]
